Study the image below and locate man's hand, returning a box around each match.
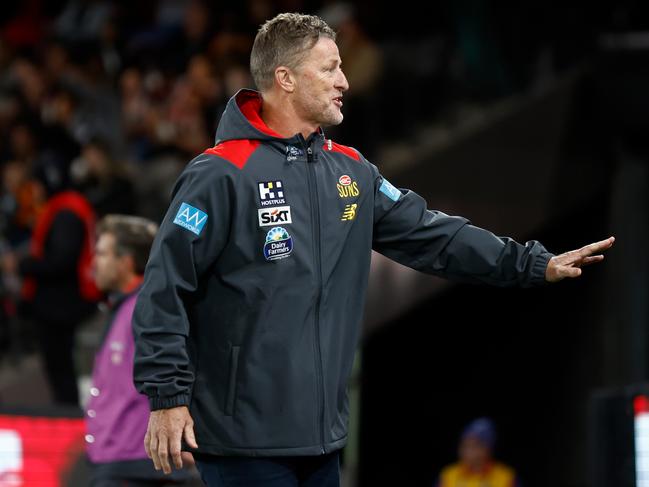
[545,236,615,283]
[144,406,198,474]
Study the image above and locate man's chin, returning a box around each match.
[321,114,344,127]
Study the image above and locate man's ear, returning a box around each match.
[275,66,296,93]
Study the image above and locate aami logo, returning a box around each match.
[258,206,292,226]
[337,175,359,198]
[173,202,208,236]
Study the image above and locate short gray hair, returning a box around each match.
[250,13,336,92]
[97,214,158,274]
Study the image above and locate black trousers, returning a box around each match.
[194,451,341,487]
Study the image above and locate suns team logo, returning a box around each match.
[337,175,359,198]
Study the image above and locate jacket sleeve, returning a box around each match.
[132,156,233,410]
[370,163,553,288]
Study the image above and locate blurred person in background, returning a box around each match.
[87,214,194,486]
[71,137,137,218]
[0,165,100,405]
[436,417,521,487]
[133,12,613,487]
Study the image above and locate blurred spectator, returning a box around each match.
[1,168,100,406]
[87,214,193,485]
[319,2,383,154]
[435,417,521,487]
[0,159,45,248]
[70,137,136,217]
[54,0,113,45]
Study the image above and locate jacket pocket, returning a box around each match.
[225,345,240,416]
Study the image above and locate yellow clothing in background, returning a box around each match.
[438,462,516,487]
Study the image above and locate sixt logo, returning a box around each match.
[258,181,286,206]
[258,206,292,226]
[173,202,208,235]
[341,203,358,221]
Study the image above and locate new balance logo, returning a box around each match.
[341,203,358,221]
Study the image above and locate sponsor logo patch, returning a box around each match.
[379,179,401,202]
[337,175,360,198]
[341,203,358,221]
[263,227,293,261]
[258,206,292,226]
[286,145,304,161]
[258,181,286,206]
[173,202,208,235]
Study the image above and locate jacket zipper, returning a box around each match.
[303,137,326,454]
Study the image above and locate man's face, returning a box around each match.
[291,37,349,128]
[93,233,128,292]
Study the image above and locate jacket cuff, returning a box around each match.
[528,252,553,287]
[149,393,191,411]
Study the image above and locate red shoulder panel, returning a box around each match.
[324,140,360,162]
[203,139,261,169]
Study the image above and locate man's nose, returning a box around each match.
[337,69,349,92]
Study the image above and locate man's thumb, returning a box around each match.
[184,423,198,449]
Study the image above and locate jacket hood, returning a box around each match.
[215,89,288,144]
[215,89,325,146]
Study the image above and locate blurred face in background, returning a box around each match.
[458,436,492,471]
[93,233,132,293]
[290,36,349,128]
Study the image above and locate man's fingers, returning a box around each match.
[184,422,198,449]
[158,433,172,474]
[579,236,615,258]
[170,430,183,470]
[149,434,161,471]
[144,428,152,459]
[580,255,604,267]
[561,266,582,278]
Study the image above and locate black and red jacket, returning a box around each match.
[20,190,99,324]
[133,89,552,457]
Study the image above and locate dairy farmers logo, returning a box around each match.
[337,175,359,198]
[173,202,208,235]
[258,206,292,226]
[258,181,286,206]
[263,227,293,261]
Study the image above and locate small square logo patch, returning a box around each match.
[173,202,208,235]
[379,179,401,202]
[258,181,286,206]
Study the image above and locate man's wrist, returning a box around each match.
[149,393,191,411]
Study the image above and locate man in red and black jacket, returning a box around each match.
[4,169,100,406]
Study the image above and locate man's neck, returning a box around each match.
[260,92,318,140]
